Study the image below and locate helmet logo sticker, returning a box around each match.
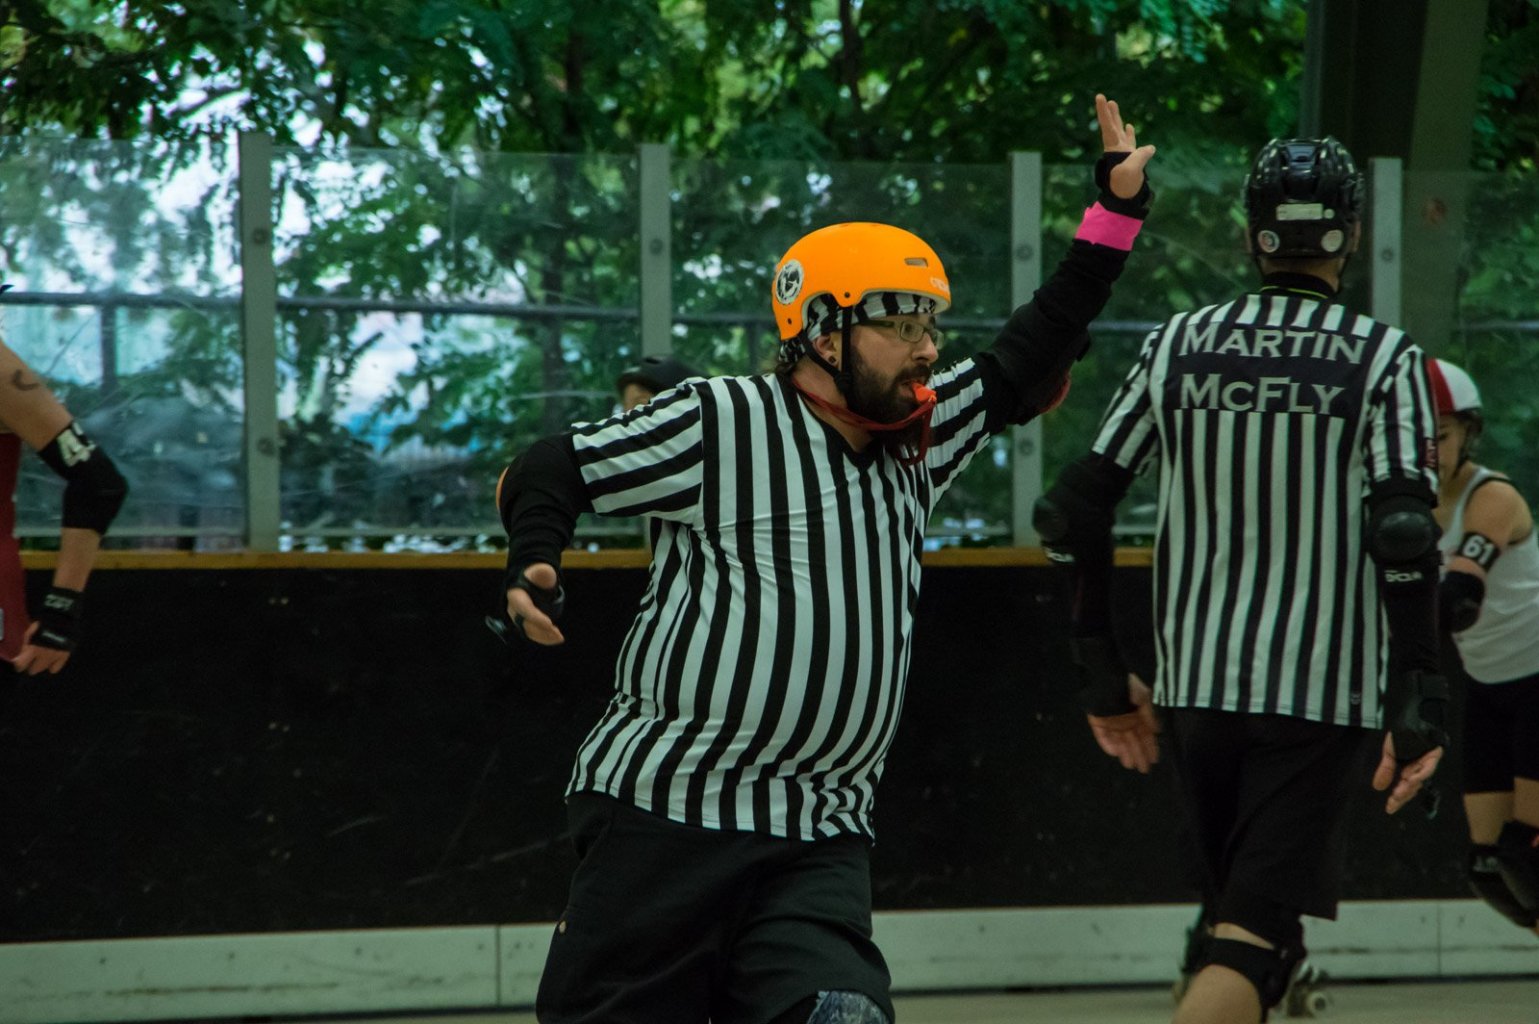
[1257,230,1281,254]
[1320,229,1345,253]
[774,260,804,305]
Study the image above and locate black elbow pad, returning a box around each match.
[36,422,128,535]
[1439,570,1485,633]
[1366,484,1438,582]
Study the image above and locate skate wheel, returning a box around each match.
[1287,987,1332,1017]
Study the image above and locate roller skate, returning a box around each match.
[1281,958,1332,1017]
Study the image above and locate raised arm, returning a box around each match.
[974,94,1156,430]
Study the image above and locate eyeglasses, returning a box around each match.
[864,319,946,350]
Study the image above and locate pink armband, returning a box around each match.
[1075,202,1143,251]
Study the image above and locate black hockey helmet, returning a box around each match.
[615,354,699,397]
[1243,137,1364,259]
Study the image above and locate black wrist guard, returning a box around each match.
[1093,152,1153,219]
[32,586,84,652]
[1069,634,1135,717]
[1387,668,1449,763]
[502,567,565,642]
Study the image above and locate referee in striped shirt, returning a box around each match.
[495,94,1154,1024]
[1035,137,1448,1024]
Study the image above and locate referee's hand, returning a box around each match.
[1086,673,1160,774]
[1372,734,1443,815]
[1095,94,1156,199]
[506,562,566,645]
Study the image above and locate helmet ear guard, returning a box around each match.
[1244,137,1364,261]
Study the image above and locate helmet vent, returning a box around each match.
[904,257,929,266]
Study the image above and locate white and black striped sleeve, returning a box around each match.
[571,382,707,523]
[1090,326,1164,474]
[1363,337,1437,493]
[923,358,993,501]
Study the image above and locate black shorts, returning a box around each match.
[537,792,892,1024]
[1462,671,1539,793]
[1167,708,1371,939]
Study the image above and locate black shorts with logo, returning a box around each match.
[1167,707,1371,941]
[536,792,892,1024]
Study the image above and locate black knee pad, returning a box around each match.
[1469,844,1539,928]
[768,991,888,1024]
[1494,821,1539,916]
[1205,938,1304,1013]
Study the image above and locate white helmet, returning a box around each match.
[1427,358,1481,416]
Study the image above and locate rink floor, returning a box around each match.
[293,977,1539,1024]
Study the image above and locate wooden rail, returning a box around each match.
[19,548,1155,570]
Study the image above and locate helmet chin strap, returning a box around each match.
[804,315,857,397]
[793,320,938,466]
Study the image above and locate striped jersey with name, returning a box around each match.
[566,363,994,840]
[1091,291,1437,726]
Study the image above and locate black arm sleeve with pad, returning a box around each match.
[1365,476,1440,675]
[497,434,594,587]
[1366,476,1448,760]
[34,421,128,535]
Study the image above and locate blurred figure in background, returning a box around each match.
[1428,357,1539,939]
[616,354,701,413]
[0,293,129,676]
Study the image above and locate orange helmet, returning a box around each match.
[771,222,951,342]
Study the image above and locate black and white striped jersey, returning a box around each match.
[564,364,994,841]
[1091,282,1437,726]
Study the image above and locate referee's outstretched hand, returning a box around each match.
[1372,734,1443,815]
[1087,673,1160,774]
[1095,94,1156,200]
[506,562,565,645]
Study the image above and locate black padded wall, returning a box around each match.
[0,566,1468,941]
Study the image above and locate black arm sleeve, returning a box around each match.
[1034,452,1135,636]
[976,241,1130,433]
[497,434,594,583]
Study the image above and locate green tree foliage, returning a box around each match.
[1,1,1535,542]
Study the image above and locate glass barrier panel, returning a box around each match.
[0,137,244,548]
[270,147,640,548]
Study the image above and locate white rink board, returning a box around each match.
[1,901,1533,1023]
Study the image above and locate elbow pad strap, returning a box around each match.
[35,422,128,535]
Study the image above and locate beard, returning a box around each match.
[844,341,930,453]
